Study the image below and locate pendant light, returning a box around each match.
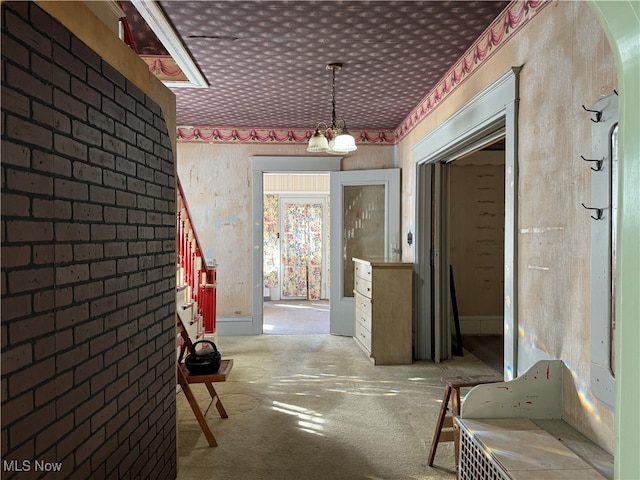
[307,63,357,155]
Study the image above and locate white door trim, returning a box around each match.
[412,67,520,380]
[217,156,341,336]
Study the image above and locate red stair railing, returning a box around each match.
[177,177,217,335]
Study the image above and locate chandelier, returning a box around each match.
[307,63,357,155]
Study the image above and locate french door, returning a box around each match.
[329,169,401,336]
[279,196,327,300]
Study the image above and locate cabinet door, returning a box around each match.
[329,169,400,336]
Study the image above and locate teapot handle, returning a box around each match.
[191,340,218,353]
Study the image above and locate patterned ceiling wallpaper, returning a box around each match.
[123,1,547,144]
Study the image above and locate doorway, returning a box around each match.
[449,144,505,374]
[413,67,520,379]
[262,174,330,335]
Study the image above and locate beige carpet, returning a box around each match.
[176,334,499,480]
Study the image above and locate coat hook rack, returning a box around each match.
[582,105,602,123]
[581,155,604,172]
[581,203,604,220]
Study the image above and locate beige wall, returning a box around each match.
[177,143,394,317]
[450,151,505,323]
[397,1,615,452]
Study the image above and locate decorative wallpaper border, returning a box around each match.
[141,55,188,82]
[175,127,396,145]
[395,0,547,140]
[175,0,548,145]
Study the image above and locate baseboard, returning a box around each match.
[216,316,254,336]
[459,316,503,335]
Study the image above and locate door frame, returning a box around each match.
[412,67,520,380]
[219,156,341,336]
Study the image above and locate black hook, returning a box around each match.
[614,89,618,96]
[582,105,602,123]
[581,155,604,172]
[581,203,604,220]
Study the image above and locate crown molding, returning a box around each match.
[176,126,395,145]
[130,0,207,88]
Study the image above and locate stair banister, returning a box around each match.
[176,177,217,335]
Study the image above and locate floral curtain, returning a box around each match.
[281,203,323,300]
[263,195,279,288]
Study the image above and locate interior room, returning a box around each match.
[1,1,638,480]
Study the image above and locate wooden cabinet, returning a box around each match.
[352,257,413,365]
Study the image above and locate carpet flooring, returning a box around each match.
[263,299,330,335]
[176,333,501,480]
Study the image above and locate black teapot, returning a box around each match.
[184,340,221,375]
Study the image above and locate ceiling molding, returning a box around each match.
[395,0,549,142]
[130,0,207,88]
[176,127,396,145]
[140,55,188,83]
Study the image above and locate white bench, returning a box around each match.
[456,360,613,480]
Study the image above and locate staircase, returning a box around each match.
[176,177,217,342]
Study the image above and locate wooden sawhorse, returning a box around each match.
[427,375,501,469]
[176,314,233,447]
[176,358,233,447]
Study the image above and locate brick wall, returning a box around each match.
[1,2,177,478]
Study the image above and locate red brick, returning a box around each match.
[54,244,73,263]
[89,331,116,356]
[54,222,90,242]
[56,381,90,418]
[1,342,33,376]
[6,168,53,195]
